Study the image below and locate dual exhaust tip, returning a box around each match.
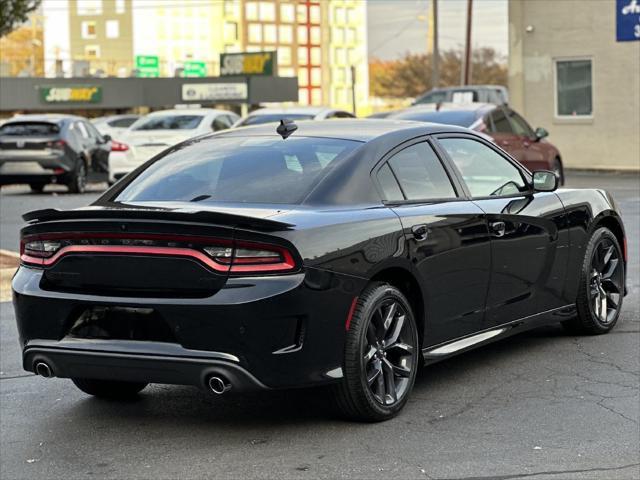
[34,362,232,395]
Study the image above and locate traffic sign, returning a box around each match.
[183,61,207,77]
[135,55,160,77]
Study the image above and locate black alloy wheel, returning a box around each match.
[564,227,624,334]
[334,283,419,421]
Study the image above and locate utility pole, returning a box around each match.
[462,0,473,85]
[350,65,357,115]
[431,0,439,88]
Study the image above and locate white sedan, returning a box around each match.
[233,106,355,127]
[109,108,239,184]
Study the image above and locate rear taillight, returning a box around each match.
[20,233,297,274]
[46,140,65,150]
[111,141,129,152]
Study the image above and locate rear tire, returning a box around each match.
[29,183,45,193]
[552,157,565,186]
[333,283,419,422]
[72,378,148,399]
[562,227,624,335]
[67,159,87,193]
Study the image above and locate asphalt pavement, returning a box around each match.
[0,172,638,480]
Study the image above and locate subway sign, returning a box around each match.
[39,85,102,103]
[220,51,276,76]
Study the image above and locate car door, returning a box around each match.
[83,121,110,178]
[506,108,550,171]
[435,134,569,327]
[487,107,525,163]
[373,138,492,345]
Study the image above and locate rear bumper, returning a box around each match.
[0,153,72,185]
[13,265,365,389]
[24,341,267,392]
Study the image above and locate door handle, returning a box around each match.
[490,221,506,238]
[411,224,429,241]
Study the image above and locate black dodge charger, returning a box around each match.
[13,120,626,421]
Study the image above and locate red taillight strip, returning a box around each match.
[21,245,230,272]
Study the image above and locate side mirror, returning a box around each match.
[532,170,558,192]
[102,134,112,142]
[534,127,548,141]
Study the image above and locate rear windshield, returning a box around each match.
[0,122,60,136]
[391,110,477,127]
[239,113,315,126]
[131,115,203,131]
[108,117,138,128]
[114,136,360,204]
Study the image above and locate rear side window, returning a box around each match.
[385,142,456,201]
[376,163,404,201]
[132,115,203,131]
[0,122,60,136]
[114,136,360,204]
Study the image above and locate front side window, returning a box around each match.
[114,136,359,205]
[131,115,203,131]
[439,138,527,198]
[384,142,456,201]
[507,110,534,138]
[555,59,593,117]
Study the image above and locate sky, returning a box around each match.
[367,0,509,60]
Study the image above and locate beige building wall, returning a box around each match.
[509,0,640,170]
[68,0,134,76]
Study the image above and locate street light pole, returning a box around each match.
[350,65,357,115]
[462,0,473,85]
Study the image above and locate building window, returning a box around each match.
[224,22,238,42]
[224,0,240,18]
[278,46,291,65]
[115,0,125,14]
[264,24,277,43]
[310,47,321,65]
[346,28,356,43]
[106,20,119,38]
[77,0,102,15]
[84,45,100,58]
[280,3,294,23]
[310,5,321,24]
[248,23,262,43]
[310,67,321,86]
[298,68,308,86]
[297,47,308,65]
[310,26,321,44]
[297,4,307,23]
[334,7,345,24]
[332,27,344,44]
[259,1,276,21]
[81,21,97,39]
[555,58,593,117]
[297,26,308,44]
[279,66,294,77]
[245,2,258,21]
[311,88,322,105]
[279,25,293,44]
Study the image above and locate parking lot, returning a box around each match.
[0,171,638,480]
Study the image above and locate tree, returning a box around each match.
[0,0,41,38]
[369,48,508,99]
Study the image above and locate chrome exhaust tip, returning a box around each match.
[34,362,53,378]
[207,376,231,395]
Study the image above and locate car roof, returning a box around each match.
[4,114,83,124]
[391,102,496,115]
[146,108,232,116]
[216,118,472,142]
[247,106,336,116]
[430,85,506,92]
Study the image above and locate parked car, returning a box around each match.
[0,114,110,193]
[234,106,355,127]
[115,108,239,180]
[413,85,509,106]
[387,103,565,184]
[15,120,626,421]
[91,114,140,139]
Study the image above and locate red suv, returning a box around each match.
[388,103,564,184]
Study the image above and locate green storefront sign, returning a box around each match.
[220,51,276,76]
[183,61,207,77]
[39,85,102,103]
[135,55,160,77]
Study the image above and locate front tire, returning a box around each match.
[333,283,419,422]
[552,157,565,186]
[563,227,625,335]
[72,378,148,399]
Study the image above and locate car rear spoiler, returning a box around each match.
[22,208,294,231]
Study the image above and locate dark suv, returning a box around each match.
[0,115,110,193]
